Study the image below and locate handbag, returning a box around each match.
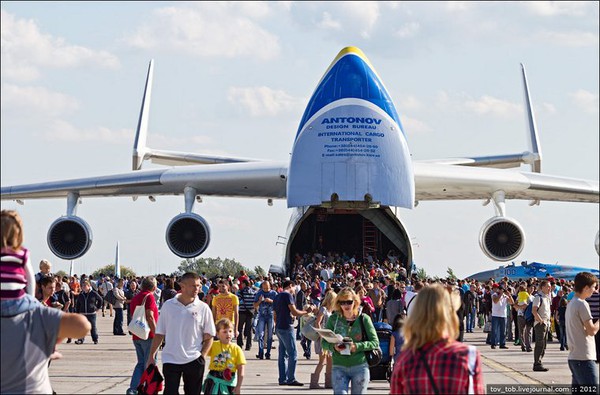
[128,294,151,339]
[137,363,164,395]
[483,321,492,333]
[105,289,117,305]
[359,314,382,367]
[300,315,320,342]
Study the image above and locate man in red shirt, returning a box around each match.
[126,277,159,395]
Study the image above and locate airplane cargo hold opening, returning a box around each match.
[285,206,412,276]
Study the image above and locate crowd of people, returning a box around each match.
[1,210,599,394]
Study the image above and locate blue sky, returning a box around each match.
[1,2,598,277]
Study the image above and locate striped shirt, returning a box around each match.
[1,248,30,300]
[586,291,599,321]
[238,287,256,313]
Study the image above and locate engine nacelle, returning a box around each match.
[479,217,525,262]
[165,213,210,258]
[47,216,93,260]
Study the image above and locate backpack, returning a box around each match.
[137,363,164,395]
[524,294,541,326]
[105,289,117,305]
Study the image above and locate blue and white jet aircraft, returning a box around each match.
[1,47,598,274]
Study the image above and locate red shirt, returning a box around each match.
[390,339,484,394]
[129,291,159,340]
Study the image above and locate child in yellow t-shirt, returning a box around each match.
[204,318,246,395]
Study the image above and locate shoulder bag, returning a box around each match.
[128,294,151,339]
[359,314,382,367]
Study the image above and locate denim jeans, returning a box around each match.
[129,338,155,391]
[276,327,297,384]
[491,316,506,346]
[332,363,370,394]
[113,307,124,334]
[466,307,476,332]
[256,315,274,358]
[568,360,599,390]
[81,313,98,342]
[558,321,567,349]
[0,294,40,317]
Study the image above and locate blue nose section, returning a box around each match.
[296,47,403,140]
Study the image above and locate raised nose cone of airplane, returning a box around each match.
[287,47,414,209]
[296,47,403,138]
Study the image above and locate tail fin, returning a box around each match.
[133,60,154,171]
[521,63,542,173]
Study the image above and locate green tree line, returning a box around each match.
[175,257,265,279]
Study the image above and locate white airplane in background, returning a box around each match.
[1,47,598,275]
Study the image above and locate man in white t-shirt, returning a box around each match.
[565,272,599,390]
[491,283,514,349]
[147,272,216,394]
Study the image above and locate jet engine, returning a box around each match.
[479,217,525,262]
[47,216,93,260]
[165,213,210,258]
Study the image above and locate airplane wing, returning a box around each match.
[414,163,599,203]
[0,161,288,200]
[1,161,597,203]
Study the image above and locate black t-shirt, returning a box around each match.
[273,291,294,330]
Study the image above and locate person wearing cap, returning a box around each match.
[490,282,514,349]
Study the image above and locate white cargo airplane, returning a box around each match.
[1,47,598,274]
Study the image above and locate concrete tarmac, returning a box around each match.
[49,313,578,394]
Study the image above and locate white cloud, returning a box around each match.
[541,102,557,114]
[396,95,422,111]
[1,83,79,116]
[227,86,305,117]
[125,4,280,60]
[435,90,521,118]
[42,121,219,148]
[570,89,599,114]
[525,2,591,17]
[401,116,432,134]
[40,120,133,144]
[394,22,420,39]
[341,2,380,39]
[464,95,522,117]
[536,30,599,47]
[1,9,119,82]
[290,2,380,41]
[317,11,341,31]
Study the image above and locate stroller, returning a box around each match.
[369,321,393,381]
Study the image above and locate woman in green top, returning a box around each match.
[322,287,379,394]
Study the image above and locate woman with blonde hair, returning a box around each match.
[322,287,379,394]
[390,284,484,394]
[310,290,337,389]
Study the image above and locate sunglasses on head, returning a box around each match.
[339,300,354,306]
